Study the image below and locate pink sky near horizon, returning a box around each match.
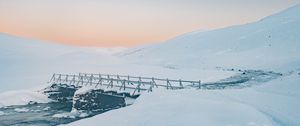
[1,0,300,47]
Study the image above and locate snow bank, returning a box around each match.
[53,109,89,119]
[65,72,300,126]
[65,89,273,126]
[0,90,50,107]
[218,72,300,126]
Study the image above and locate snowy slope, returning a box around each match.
[65,4,300,126]
[65,70,300,126]
[0,33,124,92]
[0,33,234,92]
[121,4,300,71]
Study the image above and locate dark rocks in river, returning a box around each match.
[28,101,38,105]
[43,83,138,112]
[44,84,78,102]
[73,89,126,111]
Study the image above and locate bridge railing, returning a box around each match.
[48,73,201,95]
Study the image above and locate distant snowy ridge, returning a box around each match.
[121,4,300,70]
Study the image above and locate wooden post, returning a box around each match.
[117,75,120,84]
[166,79,173,90]
[198,80,201,89]
[65,75,69,83]
[127,75,131,85]
[107,75,110,82]
[119,79,126,90]
[49,73,56,83]
[81,76,84,86]
[58,74,62,83]
[138,83,141,93]
[84,73,87,80]
[107,78,113,88]
[95,78,102,88]
[148,82,153,92]
[179,79,183,88]
[152,77,158,88]
[139,77,144,86]
[166,78,169,90]
[89,75,93,86]
[123,79,126,90]
[70,75,75,85]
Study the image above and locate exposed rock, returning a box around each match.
[44,83,77,102]
[73,89,125,111]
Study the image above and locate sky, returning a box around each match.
[0,0,300,47]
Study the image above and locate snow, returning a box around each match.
[43,107,51,111]
[0,33,125,92]
[0,33,234,93]
[0,90,50,107]
[218,72,300,126]
[53,109,89,119]
[65,4,300,126]
[64,89,273,126]
[120,4,300,71]
[1,2,300,126]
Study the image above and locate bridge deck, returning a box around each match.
[48,73,202,95]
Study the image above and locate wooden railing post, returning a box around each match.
[70,75,75,85]
[80,76,84,86]
[49,73,56,83]
[127,75,130,85]
[198,80,201,89]
[152,77,158,88]
[119,79,126,90]
[65,74,69,83]
[58,74,62,84]
[179,79,183,88]
[95,78,102,88]
[117,75,120,84]
[166,78,169,90]
[89,75,93,86]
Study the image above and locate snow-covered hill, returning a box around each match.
[121,4,300,71]
[65,4,300,126]
[0,33,233,92]
[0,33,124,92]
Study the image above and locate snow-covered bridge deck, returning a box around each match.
[48,73,202,96]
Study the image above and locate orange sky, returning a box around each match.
[1,0,300,47]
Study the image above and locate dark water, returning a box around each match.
[0,102,115,126]
[200,70,282,89]
[1,102,74,126]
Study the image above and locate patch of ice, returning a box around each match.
[52,109,89,119]
[14,108,29,113]
[43,107,51,111]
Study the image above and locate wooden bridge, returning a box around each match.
[48,73,202,96]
